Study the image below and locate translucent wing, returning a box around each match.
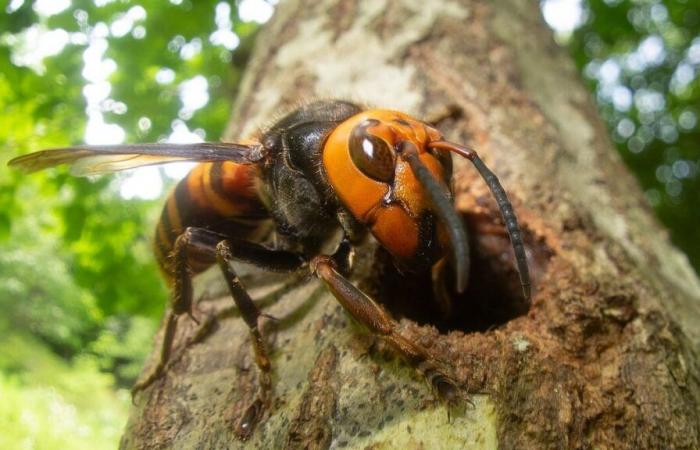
[8,142,266,176]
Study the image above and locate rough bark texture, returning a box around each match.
[121,0,700,448]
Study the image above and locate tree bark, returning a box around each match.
[121,0,700,449]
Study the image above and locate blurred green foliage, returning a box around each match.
[0,334,130,450]
[0,1,697,449]
[566,0,700,270]
[0,0,262,447]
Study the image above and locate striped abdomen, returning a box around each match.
[154,161,269,281]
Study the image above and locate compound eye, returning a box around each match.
[349,120,395,183]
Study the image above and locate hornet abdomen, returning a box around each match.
[154,161,269,279]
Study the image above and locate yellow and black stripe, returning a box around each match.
[154,161,269,280]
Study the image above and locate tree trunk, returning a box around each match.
[121,0,700,448]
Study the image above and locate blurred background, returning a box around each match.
[0,0,697,448]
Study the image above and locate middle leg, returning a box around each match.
[211,234,306,437]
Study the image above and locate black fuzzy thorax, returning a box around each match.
[257,100,362,253]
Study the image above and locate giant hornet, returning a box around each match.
[9,100,529,431]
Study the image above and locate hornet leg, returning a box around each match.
[132,229,204,396]
[311,255,461,404]
[214,238,305,438]
[431,256,453,320]
[132,227,305,407]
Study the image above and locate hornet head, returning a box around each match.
[322,109,530,300]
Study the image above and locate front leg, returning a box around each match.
[310,255,461,404]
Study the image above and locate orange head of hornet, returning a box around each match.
[322,110,467,290]
[322,109,530,300]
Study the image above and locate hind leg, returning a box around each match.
[132,229,205,396]
[132,227,305,402]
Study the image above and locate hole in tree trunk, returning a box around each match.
[368,211,549,333]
